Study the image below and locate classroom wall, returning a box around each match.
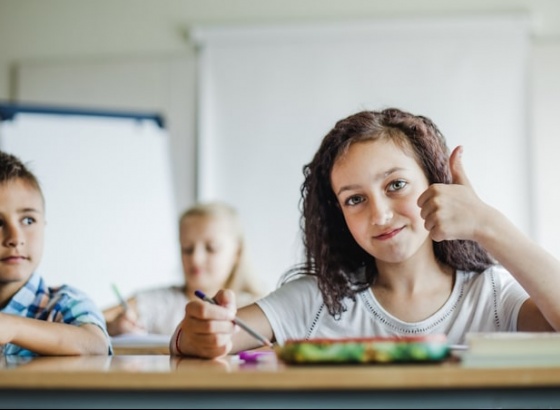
[0,0,559,299]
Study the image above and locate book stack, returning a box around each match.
[461,332,560,368]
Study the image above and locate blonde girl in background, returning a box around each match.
[104,201,264,336]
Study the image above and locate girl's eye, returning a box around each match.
[182,247,194,255]
[388,179,407,192]
[345,195,365,206]
[206,244,220,253]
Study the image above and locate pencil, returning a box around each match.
[111,283,129,312]
[194,290,273,348]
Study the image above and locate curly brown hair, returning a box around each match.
[296,108,494,317]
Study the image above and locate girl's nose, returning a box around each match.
[369,199,393,226]
[191,246,206,265]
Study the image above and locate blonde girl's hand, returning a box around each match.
[176,289,237,359]
[417,145,493,242]
[106,309,146,336]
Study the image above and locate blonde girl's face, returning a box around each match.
[180,214,241,293]
[330,138,431,264]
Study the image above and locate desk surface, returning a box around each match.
[1,354,560,390]
[2,354,560,408]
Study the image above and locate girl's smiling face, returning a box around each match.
[330,138,431,264]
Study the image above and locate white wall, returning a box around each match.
[194,16,531,291]
[2,0,560,100]
[1,0,560,299]
[532,43,560,258]
[15,55,197,213]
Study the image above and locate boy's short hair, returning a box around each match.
[0,150,44,200]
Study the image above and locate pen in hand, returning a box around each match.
[194,290,273,348]
[111,283,129,312]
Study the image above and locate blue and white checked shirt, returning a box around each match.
[0,273,112,356]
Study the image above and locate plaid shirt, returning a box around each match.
[1,273,111,356]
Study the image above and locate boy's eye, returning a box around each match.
[345,195,365,206]
[22,217,36,225]
[388,179,407,192]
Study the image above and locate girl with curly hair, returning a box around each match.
[172,108,560,359]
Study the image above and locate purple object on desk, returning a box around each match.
[239,350,275,363]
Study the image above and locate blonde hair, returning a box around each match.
[180,201,263,301]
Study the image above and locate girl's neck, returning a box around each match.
[373,247,452,295]
[372,253,455,323]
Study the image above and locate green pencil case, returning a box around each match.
[275,334,450,364]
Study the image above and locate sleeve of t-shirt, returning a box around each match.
[255,276,324,345]
[494,266,530,331]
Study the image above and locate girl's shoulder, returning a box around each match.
[261,274,321,304]
[277,274,319,291]
[459,264,516,288]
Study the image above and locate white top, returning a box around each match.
[135,285,258,335]
[135,286,188,335]
[256,265,529,345]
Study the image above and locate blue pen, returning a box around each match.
[194,290,273,347]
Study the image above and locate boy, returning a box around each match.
[0,150,111,356]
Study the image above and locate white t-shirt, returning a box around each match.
[135,286,188,335]
[256,265,529,345]
[135,285,258,335]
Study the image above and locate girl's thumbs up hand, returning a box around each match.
[449,146,472,188]
[417,146,490,242]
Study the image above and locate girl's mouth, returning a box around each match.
[374,227,403,240]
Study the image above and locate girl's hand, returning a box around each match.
[417,146,492,242]
[175,289,237,359]
[106,309,145,336]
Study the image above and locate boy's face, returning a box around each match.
[0,180,45,286]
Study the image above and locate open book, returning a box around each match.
[461,332,560,367]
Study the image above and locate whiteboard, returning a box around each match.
[193,15,530,293]
[0,106,181,309]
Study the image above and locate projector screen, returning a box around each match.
[0,105,181,309]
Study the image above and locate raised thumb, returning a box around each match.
[449,145,472,187]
